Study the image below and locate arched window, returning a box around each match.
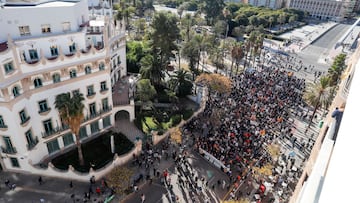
[12,86,20,97]
[99,62,105,71]
[85,65,92,74]
[52,73,61,83]
[70,69,77,78]
[34,78,43,88]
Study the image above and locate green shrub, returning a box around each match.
[171,114,182,126]
[182,109,194,120]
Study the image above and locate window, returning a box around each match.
[103,116,111,128]
[25,130,33,145]
[43,119,53,135]
[100,81,108,92]
[62,133,74,147]
[19,109,30,124]
[41,24,51,33]
[25,129,38,150]
[102,98,109,111]
[19,26,31,36]
[34,78,43,88]
[10,158,20,168]
[87,85,95,96]
[89,103,96,116]
[46,139,60,154]
[50,46,58,56]
[38,100,49,113]
[79,126,87,139]
[12,86,20,97]
[69,43,76,53]
[90,121,99,134]
[4,62,14,74]
[0,115,6,128]
[85,65,92,74]
[117,56,121,64]
[3,136,14,151]
[99,62,105,71]
[70,69,77,78]
[29,49,38,60]
[52,73,61,83]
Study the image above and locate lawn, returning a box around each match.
[51,131,134,172]
[142,116,172,134]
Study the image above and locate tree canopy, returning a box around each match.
[195,73,232,95]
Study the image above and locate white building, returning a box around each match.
[290,29,360,203]
[248,0,284,9]
[0,0,132,172]
[286,0,355,21]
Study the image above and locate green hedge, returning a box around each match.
[182,109,194,120]
[171,114,182,126]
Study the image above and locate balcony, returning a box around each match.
[0,124,8,129]
[38,108,51,115]
[20,116,31,125]
[25,59,40,65]
[100,87,109,93]
[27,136,39,150]
[87,92,96,98]
[83,106,112,123]
[42,125,70,138]
[1,146,17,154]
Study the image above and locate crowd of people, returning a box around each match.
[184,65,307,200]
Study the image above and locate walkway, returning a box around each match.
[114,119,144,142]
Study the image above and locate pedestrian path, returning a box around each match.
[114,119,144,142]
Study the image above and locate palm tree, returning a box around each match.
[268,16,275,30]
[54,92,85,166]
[230,42,244,76]
[252,34,264,70]
[304,76,332,131]
[169,69,193,96]
[327,53,346,86]
[139,54,164,88]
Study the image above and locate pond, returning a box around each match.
[51,131,134,172]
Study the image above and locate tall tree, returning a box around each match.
[304,76,332,131]
[203,0,225,25]
[140,54,164,86]
[230,42,244,76]
[181,13,195,42]
[149,11,180,86]
[54,92,85,166]
[169,69,193,97]
[195,73,232,97]
[328,53,346,86]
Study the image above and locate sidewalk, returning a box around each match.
[0,171,112,203]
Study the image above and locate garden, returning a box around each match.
[134,97,197,136]
[51,131,134,172]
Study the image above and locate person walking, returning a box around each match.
[141,193,146,203]
[38,176,43,185]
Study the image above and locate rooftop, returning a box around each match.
[4,0,79,7]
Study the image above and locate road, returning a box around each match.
[297,23,351,72]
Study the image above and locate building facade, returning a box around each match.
[286,0,355,21]
[248,0,284,9]
[0,0,131,172]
